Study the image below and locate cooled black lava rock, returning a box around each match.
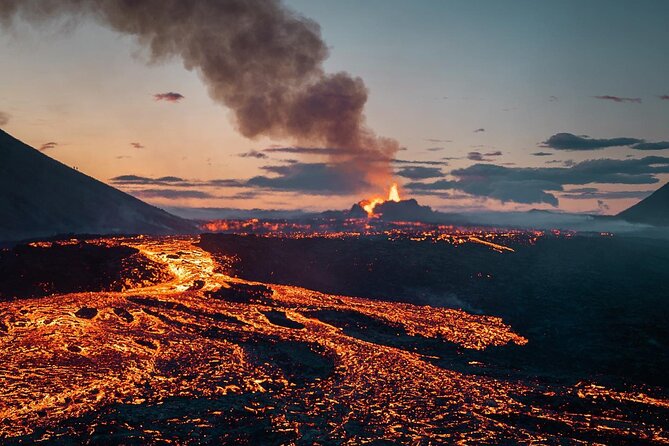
[74,307,98,319]
[189,279,206,290]
[0,241,171,300]
[262,310,305,329]
[113,307,134,323]
[206,282,274,305]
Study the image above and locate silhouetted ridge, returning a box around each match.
[618,182,669,226]
[0,129,195,241]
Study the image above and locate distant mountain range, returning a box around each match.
[618,182,669,227]
[0,130,195,242]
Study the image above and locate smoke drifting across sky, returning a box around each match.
[0,0,398,192]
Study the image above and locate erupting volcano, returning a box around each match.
[359,183,402,217]
[349,183,439,222]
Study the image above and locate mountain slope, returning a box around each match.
[617,182,669,227]
[0,129,196,242]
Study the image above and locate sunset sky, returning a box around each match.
[1,0,668,214]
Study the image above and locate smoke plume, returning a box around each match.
[0,0,398,192]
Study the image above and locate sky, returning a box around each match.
[1,0,668,214]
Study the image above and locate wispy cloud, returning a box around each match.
[593,95,641,103]
[263,146,359,156]
[660,95,669,101]
[542,133,642,150]
[424,138,452,143]
[393,159,449,166]
[632,141,669,151]
[130,142,144,149]
[154,92,184,102]
[0,111,10,126]
[133,189,213,199]
[560,188,652,200]
[543,132,669,151]
[245,162,370,194]
[467,151,501,161]
[110,175,189,186]
[473,128,485,133]
[531,151,553,156]
[238,149,268,159]
[395,166,444,180]
[39,141,58,152]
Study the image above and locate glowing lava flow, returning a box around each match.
[360,182,401,217]
[0,236,667,444]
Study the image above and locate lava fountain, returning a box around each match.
[360,183,401,217]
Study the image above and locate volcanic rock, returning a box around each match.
[373,198,438,222]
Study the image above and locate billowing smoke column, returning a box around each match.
[0,0,398,192]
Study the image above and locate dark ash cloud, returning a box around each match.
[0,0,399,192]
[395,166,444,180]
[660,95,669,100]
[531,151,553,156]
[543,133,642,150]
[238,149,268,159]
[406,156,669,206]
[0,111,9,126]
[39,141,58,152]
[154,92,184,103]
[593,95,641,103]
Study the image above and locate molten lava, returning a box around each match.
[360,183,401,217]
[388,183,400,202]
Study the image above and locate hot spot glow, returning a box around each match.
[388,183,400,202]
[360,183,401,217]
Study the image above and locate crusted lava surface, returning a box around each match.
[199,232,669,388]
[0,236,667,444]
[0,238,170,300]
